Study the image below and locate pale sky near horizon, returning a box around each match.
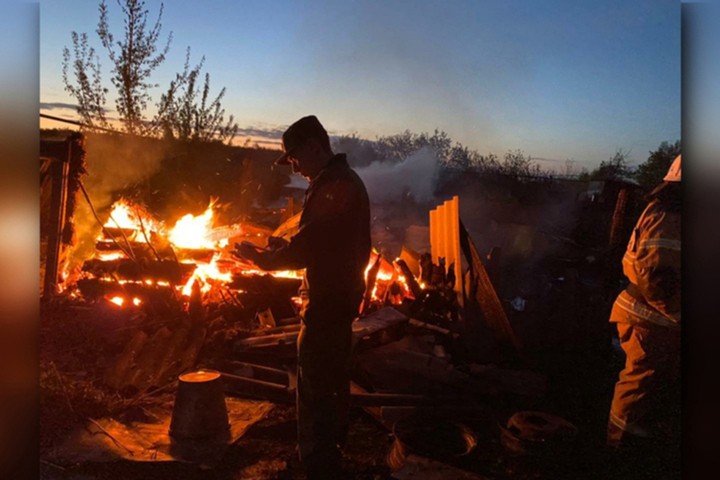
[39,0,680,170]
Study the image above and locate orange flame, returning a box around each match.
[103,199,161,243]
[181,253,233,296]
[109,296,124,306]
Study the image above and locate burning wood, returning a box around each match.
[63,197,423,319]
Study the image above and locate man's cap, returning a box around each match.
[663,154,681,182]
[275,115,329,166]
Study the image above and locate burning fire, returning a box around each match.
[74,198,422,312]
[169,202,218,250]
[109,296,124,306]
[181,253,232,296]
[103,199,161,243]
[107,296,142,307]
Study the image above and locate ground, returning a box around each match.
[40,341,681,479]
[39,273,680,479]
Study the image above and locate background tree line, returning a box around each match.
[333,130,680,191]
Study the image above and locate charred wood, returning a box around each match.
[229,274,301,297]
[396,258,424,300]
[82,258,195,283]
[361,253,383,314]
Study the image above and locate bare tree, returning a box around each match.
[96,0,172,135]
[157,48,239,144]
[62,32,110,131]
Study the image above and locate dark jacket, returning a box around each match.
[255,154,371,311]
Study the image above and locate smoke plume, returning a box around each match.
[355,146,440,203]
[65,133,169,278]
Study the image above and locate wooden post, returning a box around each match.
[609,187,629,247]
[43,145,70,297]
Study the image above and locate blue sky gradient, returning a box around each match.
[40,0,680,169]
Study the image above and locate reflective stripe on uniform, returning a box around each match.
[609,412,627,430]
[638,238,681,251]
[614,291,679,329]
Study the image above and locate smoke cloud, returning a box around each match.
[65,133,169,277]
[355,146,440,203]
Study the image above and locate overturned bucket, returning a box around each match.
[169,370,230,443]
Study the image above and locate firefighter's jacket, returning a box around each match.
[610,198,681,330]
[254,154,372,316]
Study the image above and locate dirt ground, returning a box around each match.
[39,251,680,479]
[40,340,681,480]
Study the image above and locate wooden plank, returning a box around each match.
[222,372,294,403]
[352,307,408,346]
[408,318,459,339]
[224,361,289,386]
[104,331,148,390]
[350,381,391,429]
[43,154,69,297]
[459,220,521,354]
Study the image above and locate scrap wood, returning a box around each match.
[408,318,460,339]
[355,340,498,397]
[78,181,135,262]
[224,366,460,408]
[157,326,207,386]
[247,323,301,337]
[224,360,289,385]
[352,307,408,346]
[277,316,301,326]
[399,246,421,278]
[396,258,424,300]
[105,331,148,390]
[123,327,174,392]
[234,331,299,349]
[361,253,383,313]
[459,220,521,354]
[222,372,294,403]
[351,381,390,430]
[105,325,207,392]
[82,258,195,283]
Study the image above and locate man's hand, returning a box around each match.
[233,242,263,265]
[267,236,289,251]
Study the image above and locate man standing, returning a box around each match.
[234,115,371,478]
[607,155,681,450]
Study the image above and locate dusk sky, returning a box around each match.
[39,0,680,170]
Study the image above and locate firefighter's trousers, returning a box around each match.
[608,322,680,447]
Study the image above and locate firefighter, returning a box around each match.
[607,155,681,449]
[234,115,371,479]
